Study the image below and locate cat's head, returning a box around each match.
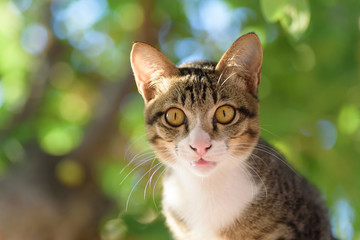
[130,33,262,177]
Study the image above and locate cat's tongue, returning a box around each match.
[190,158,216,168]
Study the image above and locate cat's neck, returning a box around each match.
[163,156,259,239]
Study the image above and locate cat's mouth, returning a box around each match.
[189,158,217,173]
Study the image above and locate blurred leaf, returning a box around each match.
[55,158,86,187]
[3,139,25,163]
[0,0,359,238]
[280,0,310,39]
[117,2,144,32]
[59,92,91,124]
[38,121,82,155]
[98,161,125,203]
[1,71,27,109]
[101,218,128,240]
[260,0,310,39]
[0,2,23,38]
[49,62,76,90]
[260,0,289,22]
[338,105,360,135]
[119,94,145,138]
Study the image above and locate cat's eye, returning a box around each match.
[215,105,235,124]
[165,108,185,127]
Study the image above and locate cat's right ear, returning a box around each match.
[130,42,179,102]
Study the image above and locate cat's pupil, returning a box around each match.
[174,113,177,120]
[223,110,226,117]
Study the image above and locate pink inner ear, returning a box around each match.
[215,33,263,95]
[130,42,179,102]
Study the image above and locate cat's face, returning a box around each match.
[131,33,263,177]
[143,68,259,176]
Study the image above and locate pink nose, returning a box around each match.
[189,142,212,156]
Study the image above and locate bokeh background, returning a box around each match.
[0,0,359,239]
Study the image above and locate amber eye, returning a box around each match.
[165,108,185,127]
[215,105,235,124]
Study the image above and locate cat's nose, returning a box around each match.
[189,142,212,156]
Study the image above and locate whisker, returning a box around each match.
[220,71,237,87]
[225,155,262,200]
[143,157,159,197]
[120,150,155,175]
[125,134,147,154]
[120,158,154,185]
[226,142,298,178]
[227,142,258,146]
[217,68,225,85]
[245,157,268,199]
[126,162,163,211]
[239,164,255,199]
[144,163,163,199]
[120,147,173,182]
[249,152,268,167]
[252,146,299,177]
[260,127,280,138]
[153,167,167,210]
[233,143,299,177]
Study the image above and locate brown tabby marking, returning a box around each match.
[130,33,335,240]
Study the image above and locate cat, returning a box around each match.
[130,33,335,240]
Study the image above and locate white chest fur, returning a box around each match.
[162,164,259,240]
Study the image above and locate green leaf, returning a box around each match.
[260,0,310,39]
[338,105,360,135]
[280,0,310,39]
[260,0,289,22]
[38,121,82,156]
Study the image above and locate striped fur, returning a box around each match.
[130,33,335,240]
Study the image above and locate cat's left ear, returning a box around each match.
[131,42,179,102]
[215,33,263,96]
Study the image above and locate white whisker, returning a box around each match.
[253,145,299,177]
[153,167,167,210]
[120,150,155,175]
[144,163,163,199]
[220,72,237,87]
[260,127,279,138]
[217,69,225,85]
[120,158,154,185]
[237,163,256,199]
[246,157,268,199]
[126,162,163,211]
[227,142,299,176]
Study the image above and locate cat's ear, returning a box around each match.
[131,42,179,102]
[215,33,263,95]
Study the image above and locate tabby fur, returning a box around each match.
[130,33,335,240]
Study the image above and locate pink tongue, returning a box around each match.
[196,159,209,165]
[190,159,215,167]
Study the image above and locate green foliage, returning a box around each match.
[260,0,310,39]
[0,0,359,239]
